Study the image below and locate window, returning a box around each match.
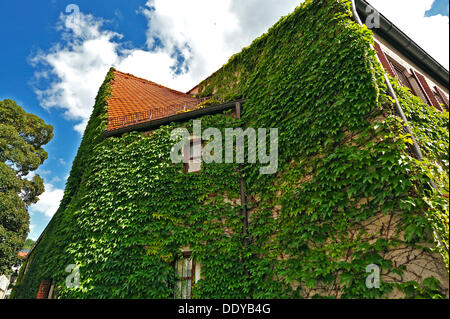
[386,55,435,107]
[408,76,429,104]
[394,66,413,91]
[36,279,56,299]
[36,279,51,299]
[184,137,202,173]
[388,57,415,94]
[174,253,194,299]
[373,42,445,110]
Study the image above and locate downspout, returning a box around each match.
[235,101,249,239]
[350,0,425,162]
[235,101,251,295]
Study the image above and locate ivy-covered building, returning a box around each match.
[13,0,448,299]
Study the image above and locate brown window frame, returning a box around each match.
[386,55,416,95]
[410,68,442,110]
[36,279,52,299]
[432,87,449,111]
[434,86,449,110]
[373,41,396,78]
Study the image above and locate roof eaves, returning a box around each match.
[356,0,449,88]
[103,99,247,138]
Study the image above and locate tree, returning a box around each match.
[23,239,35,250]
[0,99,53,274]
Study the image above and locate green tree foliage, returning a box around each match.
[23,239,35,250]
[0,99,53,274]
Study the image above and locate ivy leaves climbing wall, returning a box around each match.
[196,0,449,298]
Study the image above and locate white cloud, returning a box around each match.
[50,176,62,184]
[32,1,448,135]
[142,0,301,88]
[31,13,120,133]
[28,183,64,218]
[31,1,301,134]
[369,0,449,69]
[24,169,52,181]
[28,225,37,240]
[39,169,52,176]
[24,170,36,181]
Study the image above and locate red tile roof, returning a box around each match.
[107,70,200,131]
[18,251,28,258]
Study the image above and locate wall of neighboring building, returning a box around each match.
[187,85,199,95]
[0,275,10,299]
[0,264,21,299]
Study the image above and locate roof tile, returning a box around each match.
[107,70,199,130]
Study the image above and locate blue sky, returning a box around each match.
[0,0,448,241]
[426,0,450,16]
[0,0,151,240]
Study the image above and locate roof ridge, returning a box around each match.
[113,69,193,97]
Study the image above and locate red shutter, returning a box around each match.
[434,86,449,110]
[36,280,51,299]
[373,42,396,78]
[411,69,442,110]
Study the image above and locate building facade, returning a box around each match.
[12,0,448,299]
[0,250,28,299]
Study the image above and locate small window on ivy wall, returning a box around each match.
[174,253,194,299]
[184,137,202,173]
[388,57,415,94]
[36,279,56,299]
